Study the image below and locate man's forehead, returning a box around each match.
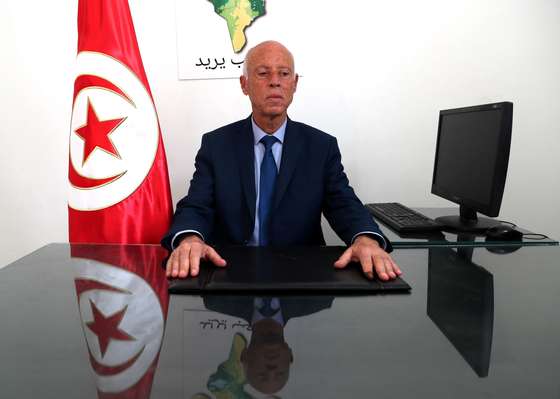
[253,63,293,70]
[247,44,294,70]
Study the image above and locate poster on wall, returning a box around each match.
[176,0,306,80]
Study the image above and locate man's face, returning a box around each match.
[241,318,293,394]
[242,340,293,394]
[240,43,298,121]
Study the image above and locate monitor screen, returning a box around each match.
[431,102,513,232]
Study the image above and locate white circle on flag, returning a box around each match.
[69,51,159,211]
[76,261,165,393]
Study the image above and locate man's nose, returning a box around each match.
[268,73,281,87]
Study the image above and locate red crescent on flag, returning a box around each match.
[70,74,132,190]
[87,345,145,376]
[69,161,126,189]
[73,74,133,106]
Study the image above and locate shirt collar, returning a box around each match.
[251,117,287,145]
[252,298,284,326]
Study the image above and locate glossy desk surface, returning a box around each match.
[1,243,559,398]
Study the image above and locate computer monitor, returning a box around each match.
[431,102,513,233]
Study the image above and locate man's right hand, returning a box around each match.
[166,234,227,278]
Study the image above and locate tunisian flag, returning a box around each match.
[68,0,172,244]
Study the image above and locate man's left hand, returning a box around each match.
[334,235,402,281]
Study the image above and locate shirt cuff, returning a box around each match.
[351,231,387,250]
[171,230,205,250]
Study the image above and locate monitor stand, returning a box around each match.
[435,206,502,234]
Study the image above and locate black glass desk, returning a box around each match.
[377,207,559,248]
[1,243,559,398]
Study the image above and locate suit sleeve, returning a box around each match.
[161,134,216,251]
[321,137,392,251]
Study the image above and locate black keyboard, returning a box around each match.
[365,202,443,234]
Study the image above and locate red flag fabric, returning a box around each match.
[69,0,172,244]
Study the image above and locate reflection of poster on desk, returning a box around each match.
[182,309,252,398]
[176,0,306,80]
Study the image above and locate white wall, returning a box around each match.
[1,0,559,268]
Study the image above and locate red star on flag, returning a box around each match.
[75,99,125,166]
[86,300,135,357]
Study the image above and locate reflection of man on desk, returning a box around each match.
[162,40,402,281]
[204,296,333,395]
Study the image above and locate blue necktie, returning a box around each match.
[258,135,278,246]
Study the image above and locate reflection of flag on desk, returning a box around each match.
[72,244,169,398]
[68,0,172,244]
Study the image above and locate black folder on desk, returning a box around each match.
[168,246,411,294]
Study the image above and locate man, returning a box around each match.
[204,295,334,394]
[162,40,402,281]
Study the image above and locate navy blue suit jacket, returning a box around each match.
[162,116,391,251]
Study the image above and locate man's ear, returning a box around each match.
[293,73,299,92]
[240,75,249,95]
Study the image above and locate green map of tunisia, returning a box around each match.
[208,0,266,53]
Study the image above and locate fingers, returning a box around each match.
[177,245,192,278]
[204,246,227,267]
[165,251,177,278]
[334,247,353,269]
[372,254,403,281]
[166,247,190,278]
[335,243,402,282]
[166,243,196,279]
[189,245,202,277]
[372,255,390,281]
[389,257,403,276]
[167,241,227,279]
[359,253,375,280]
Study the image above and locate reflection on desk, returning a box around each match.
[428,247,494,377]
[1,243,560,398]
[71,245,169,397]
[185,296,334,397]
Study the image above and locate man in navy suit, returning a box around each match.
[162,41,402,281]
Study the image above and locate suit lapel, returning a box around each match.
[273,118,303,210]
[236,116,256,224]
